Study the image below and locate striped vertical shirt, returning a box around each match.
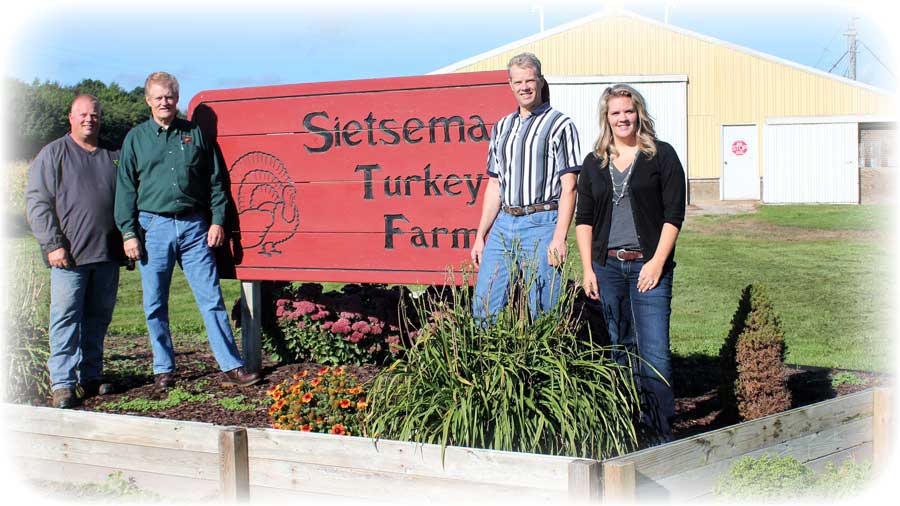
[486,102,581,207]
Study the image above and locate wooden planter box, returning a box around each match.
[3,388,890,503]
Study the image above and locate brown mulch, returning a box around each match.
[41,335,889,444]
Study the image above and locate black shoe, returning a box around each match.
[81,380,115,398]
[52,388,77,409]
[222,367,261,387]
[154,373,176,389]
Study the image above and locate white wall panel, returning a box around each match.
[764,121,858,204]
[546,76,688,175]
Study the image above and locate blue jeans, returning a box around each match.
[594,258,674,444]
[48,262,119,390]
[473,210,562,320]
[138,211,243,374]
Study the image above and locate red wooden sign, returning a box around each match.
[188,71,511,285]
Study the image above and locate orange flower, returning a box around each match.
[265,385,281,397]
[273,399,285,410]
[300,424,312,432]
[271,390,283,401]
[347,386,362,395]
[339,399,351,409]
[316,366,330,376]
[333,366,346,375]
[310,378,321,387]
[300,370,309,377]
[301,392,314,403]
[356,400,368,410]
[330,424,346,435]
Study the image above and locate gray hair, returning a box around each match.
[144,71,180,97]
[507,52,543,78]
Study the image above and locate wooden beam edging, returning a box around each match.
[567,459,602,504]
[600,388,876,483]
[601,460,636,504]
[873,387,892,474]
[219,426,250,503]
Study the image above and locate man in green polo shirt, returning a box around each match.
[115,71,260,389]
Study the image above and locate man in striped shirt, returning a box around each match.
[471,53,581,319]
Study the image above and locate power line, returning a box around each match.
[828,51,848,73]
[860,41,896,78]
[814,28,843,69]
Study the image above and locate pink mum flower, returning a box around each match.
[331,318,352,334]
[351,321,371,334]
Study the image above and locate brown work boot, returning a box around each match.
[52,387,77,409]
[81,380,115,398]
[222,367,261,387]
[154,373,176,389]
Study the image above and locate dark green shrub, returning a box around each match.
[719,284,792,421]
[365,272,640,459]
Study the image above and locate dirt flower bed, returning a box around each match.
[36,334,882,443]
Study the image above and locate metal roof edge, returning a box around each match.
[429,8,895,97]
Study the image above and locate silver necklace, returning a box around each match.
[609,157,636,206]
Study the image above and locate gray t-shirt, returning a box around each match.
[607,163,641,251]
[26,134,123,266]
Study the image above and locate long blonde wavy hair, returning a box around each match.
[592,84,657,167]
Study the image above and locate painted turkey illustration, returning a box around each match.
[229,151,299,256]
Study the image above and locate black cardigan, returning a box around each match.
[575,140,686,267]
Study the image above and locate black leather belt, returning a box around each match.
[608,249,644,261]
[502,201,559,216]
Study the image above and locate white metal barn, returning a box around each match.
[764,115,894,204]
[545,75,688,175]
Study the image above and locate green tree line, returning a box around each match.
[4,78,151,159]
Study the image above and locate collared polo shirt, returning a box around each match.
[115,117,227,241]
[486,102,581,207]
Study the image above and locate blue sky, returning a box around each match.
[2,0,897,106]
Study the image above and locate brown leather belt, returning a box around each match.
[608,249,644,261]
[502,201,559,216]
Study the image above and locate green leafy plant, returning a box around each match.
[715,454,813,499]
[365,270,640,459]
[3,262,51,404]
[266,366,367,435]
[270,297,401,366]
[99,388,212,412]
[218,394,259,411]
[831,371,866,388]
[715,454,872,500]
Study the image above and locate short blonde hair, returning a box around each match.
[144,71,180,98]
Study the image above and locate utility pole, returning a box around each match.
[531,4,545,33]
[844,17,858,80]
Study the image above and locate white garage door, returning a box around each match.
[764,119,858,204]
[545,75,688,175]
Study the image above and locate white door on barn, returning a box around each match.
[722,125,760,200]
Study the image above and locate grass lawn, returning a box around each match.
[8,204,893,373]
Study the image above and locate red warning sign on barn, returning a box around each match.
[731,139,748,156]
[188,71,511,285]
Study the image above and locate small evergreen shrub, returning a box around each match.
[719,284,792,421]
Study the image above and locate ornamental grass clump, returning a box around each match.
[366,270,640,459]
[266,366,367,436]
[719,284,792,421]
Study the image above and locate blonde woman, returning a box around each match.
[575,84,686,445]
